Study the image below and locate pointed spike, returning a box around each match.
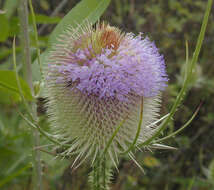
[128,153,145,174]
[150,143,177,150]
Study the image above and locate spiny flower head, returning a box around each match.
[44,22,168,165]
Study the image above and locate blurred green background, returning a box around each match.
[0,0,214,189]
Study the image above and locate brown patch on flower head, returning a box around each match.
[100,23,123,50]
[70,22,124,58]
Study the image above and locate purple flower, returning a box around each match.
[44,22,168,165]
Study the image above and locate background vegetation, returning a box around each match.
[0,0,214,189]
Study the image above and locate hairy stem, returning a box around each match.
[95,152,100,190]
[19,0,43,189]
[102,156,107,190]
[91,154,111,190]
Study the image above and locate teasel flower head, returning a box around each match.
[44,22,168,166]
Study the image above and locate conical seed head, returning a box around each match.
[44,22,168,164]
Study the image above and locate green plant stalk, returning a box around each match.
[19,0,43,189]
[92,153,110,190]
[102,156,106,190]
[96,154,100,190]
[93,163,96,189]
[92,152,101,190]
[28,0,42,75]
[13,37,33,120]
[184,40,189,82]
[140,0,213,147]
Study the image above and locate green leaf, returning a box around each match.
[0,70,33,104]
[0,14,9,42]
[48,0,111,46]
[29,14,61,24]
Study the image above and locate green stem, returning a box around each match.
[13,37,34,121]
[19,0,43,189]
[102,156,106,190]
[92,156,100,190]
[28,0,42,75]
[91,153,111,190]
[93,163,96,190]
[97,159,100,190]
[92,154,111,190]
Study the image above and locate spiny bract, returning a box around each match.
[44,22,168,166]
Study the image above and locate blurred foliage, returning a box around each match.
[0,70,33,103]
[0,0,214,189]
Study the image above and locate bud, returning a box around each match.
[44,22,168,164]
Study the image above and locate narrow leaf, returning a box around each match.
[29,14,61,24]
